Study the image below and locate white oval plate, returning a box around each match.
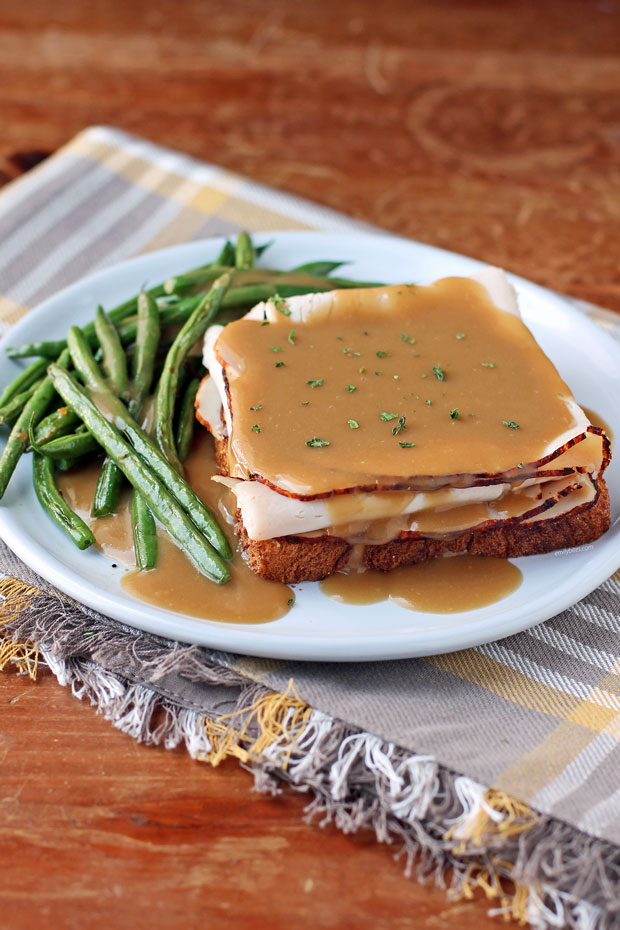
[1,231,619,662]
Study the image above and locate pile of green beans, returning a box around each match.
[0,232,383,583]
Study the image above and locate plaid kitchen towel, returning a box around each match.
[2,125,620,929]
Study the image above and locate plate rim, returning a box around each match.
[1,229,619,662]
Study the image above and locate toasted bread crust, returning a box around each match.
[235,481,610,583]
[213,434,610,582]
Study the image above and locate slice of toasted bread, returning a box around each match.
[234,480,610,583]
[201,271,612,584]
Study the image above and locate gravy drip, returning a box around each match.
[320,555,523,613]
[57,432,294,624]
[582,407,613,444]
[216,278,582,494]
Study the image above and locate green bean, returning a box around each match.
[4,257,220,359]
[5,338,71,360]
[131,489,157,569]
[57,457,83,472]
[0,358,49,407]
[94,306,129,398]
[176,377,200,463]
[0,379,45,426]
[163,265,231,296]
[164,266,339,300]
[66,327,231,560]
[92,457,124,516]
[4,290,167,360]
[93,303,129,514]
[35,430,99,460]
[8,292,222,357]
[154,272,232,474]
[4,271,385,361]
[215,240,235,266]
[116,282,343,350]
[164,235,259,293]
[115,288,258,348]
[6,300,179,360]
[32,452,96,551]
[48,365,230,583]
[255,240,273,258]
[133,292,160,403]
[161,236,267,296]
[291,261,348,276]
[0,348,70,499]
[94,304,135,513]
[34,406,80,444]
[98,285,167,331]
[327,276,384,288]
[128,291,161,563]
[232,282,334,306]
[235,231,256,270]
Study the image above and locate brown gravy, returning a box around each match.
[582,407,613,444]
[320,556,523,613]
[57,438,522,618]
[216,278,581,493]
[57,432,294,624]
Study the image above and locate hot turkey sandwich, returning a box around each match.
[196,268,610,582]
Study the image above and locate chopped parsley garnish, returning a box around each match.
[344,347,360,357]
[270,293,290,316]
[449,408,459,420]
[481,362,496,368]
[345,384,356,392]
[249,404,263,411]
[251,424,261,433]
[420,372,427,379]
[455,333,465,340]
[270,346,283,352]
[336,336,343,341]
[433,365,445,381]
[425,399,432,406]
[399,441,416,448]
[401,333,416,344]
[503,420,520,429]
[375,371,383,376]
[517,463,524,468]
[261,320,270,327]
[275,361,285,368]
[306,378,324,387]
[359,367,366,373]
[347,419,360,429]
[287,598,294,606]
[288,329,296,344]
[380,412,398,421]
[376,350,390,358]
[301,401,309,406]
[392,415,407,436]
[306,437,330,447]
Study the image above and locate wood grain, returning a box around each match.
[1,1,619,926]
[1,668,491,930]
[1,0,620,308]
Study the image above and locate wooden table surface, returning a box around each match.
[1,2,619,928]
